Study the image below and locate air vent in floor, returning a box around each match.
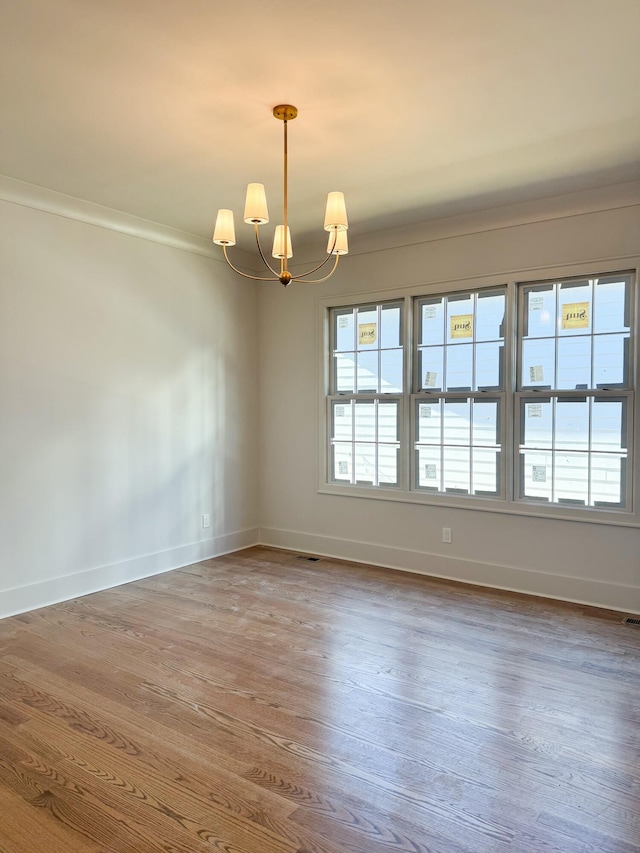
[622,616,640,625]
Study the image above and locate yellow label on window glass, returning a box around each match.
[450,314,473,339]
[561,302,589,329]
[358,323,377,345]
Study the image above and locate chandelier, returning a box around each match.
[213,105,348,287]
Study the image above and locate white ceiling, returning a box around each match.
[2,0,640,250]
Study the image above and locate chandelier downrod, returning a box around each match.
[280,106,291,286]
[213,104,348,287]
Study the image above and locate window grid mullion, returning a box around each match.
[469,399,475,495]
[350,397,356,485]
[551,397,557,503]
[553,283,560,395]
[377,304,382,395]
[374,399,379,487]
[590,279,596,389]
[588,396,593,507]
[442,296,448,393]
[439,398,445,492]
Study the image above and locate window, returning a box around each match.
[323,269,637,522]
[414,289,505,496]
[517,276,631,508]
[329,301,403,487]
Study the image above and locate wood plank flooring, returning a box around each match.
[0,545,639,852]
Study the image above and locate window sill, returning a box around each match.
[317,483,639,527]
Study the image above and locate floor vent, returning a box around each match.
[622,616,640,625]
[297,556,321,562]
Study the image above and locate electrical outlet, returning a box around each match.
[442,527,452,544]
[202,513,211,529]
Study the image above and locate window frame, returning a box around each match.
[327,299,405,490]
[411,286,508,499]
[317,260,639,528]
[513,272,634,511]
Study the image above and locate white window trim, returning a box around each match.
[317,257,640,528]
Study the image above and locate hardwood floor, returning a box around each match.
[0,546,639,852]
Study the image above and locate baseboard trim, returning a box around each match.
[258,527,640,614]
[4,525,636,619]
[0,528,260,620]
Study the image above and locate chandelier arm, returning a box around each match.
[253,224,280,277]
[292,253,341,284]
[222,245,279,282]
[288,231,340,279]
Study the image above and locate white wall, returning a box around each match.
[0,193,259,618]
[258,185,640,612]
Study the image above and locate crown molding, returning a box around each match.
[3,173,639,269]
[0,174,224,260]
[287,179,640,267]
[350,180,640,258]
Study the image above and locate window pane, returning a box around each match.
[447,294,474,345]
[419,346,443,391]
[335,353,355,392]
[417,401,441,444]
[476,291,505,342]
[380,304,401,348]
[475,341,503,390]
[524,285,555,338]
[354,402,375,441]
[591,455,624,506]
[335,310,355,351]
[443,400,470,446]
[555,398,589,450]
[594,334,628,387]
[558,280,592,336]
[443,446,470,493]
[332,401,352,441]
[522,338,555,388]
[330,404,401,487]
[445,343,473,391]
[378,445,399,485]
[554,451,588,505]
[519,275,630,399]
[594,278,629,333]
[472,399,499,446]
[521,398,553,448]
[417,446,441,489]
[331,300,405,398]
[357,307,378,349]
[592,398,625,452]
[420,298,445,346]
[332,443,352,482]
[354,443,375,483]
[557,336,592,389]
[472,448,499,495]
[518,394,630,507]
[380,349,403,392]
[378,402,399,442]
[357,351,379,392]
[520,450,552,501]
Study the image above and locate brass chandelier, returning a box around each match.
[213,105,348,287]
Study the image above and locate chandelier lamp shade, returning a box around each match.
[213,105,348,287]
